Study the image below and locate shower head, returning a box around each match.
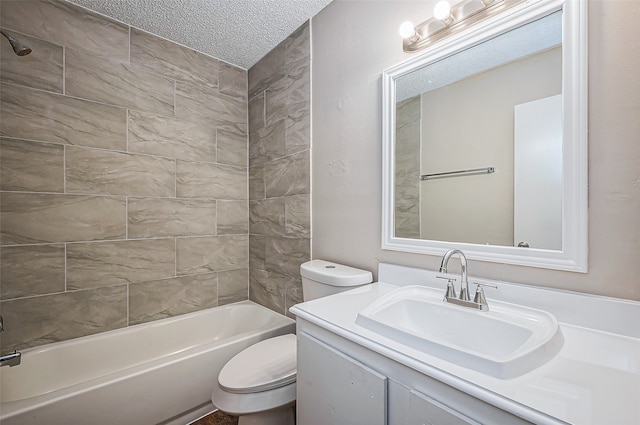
[0,30,32,56]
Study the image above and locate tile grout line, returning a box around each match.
[63,144,67,193]
[263,92,268,198]
[214,199,219,238]
[62,46,66,95]
[125,197,129,239]
[64,243,68,292]
[215,271,220,307]
[0,233,253,250]
[125,109,129,152]
[126,283,130,327]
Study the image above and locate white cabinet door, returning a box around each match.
[297,332,388,425]
[389,380,479,425]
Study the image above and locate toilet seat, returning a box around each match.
[218,334,297,394]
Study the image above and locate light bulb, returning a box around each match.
[433,1,452,21]
[398,21,416,39]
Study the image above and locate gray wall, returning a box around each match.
[420,47,561,245]
[311,0,640,302]
[247,23,311,317]
[0,0,249,353]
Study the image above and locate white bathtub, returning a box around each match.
[0,301,295,425]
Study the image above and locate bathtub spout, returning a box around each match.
[0,350,21,367]
[0,314,22,367]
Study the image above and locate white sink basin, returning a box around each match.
[356,285,563,379]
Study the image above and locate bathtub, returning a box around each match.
[0,301,295,425]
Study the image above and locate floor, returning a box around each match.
[191,410,238,425]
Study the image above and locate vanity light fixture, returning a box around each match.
[398,21,420,41]
[400,0,525,52]
[433,1,454,26]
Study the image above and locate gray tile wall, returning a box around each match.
[395,96,421,239]
[247,23,311,316]
[0,0,249,354]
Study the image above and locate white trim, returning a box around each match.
[381,0,588,272]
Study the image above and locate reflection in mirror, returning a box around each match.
[394,11,562,249]
[382,0,588,272]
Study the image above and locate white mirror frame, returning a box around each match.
[382,0,588,272]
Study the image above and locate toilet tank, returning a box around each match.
[300,260,373,301]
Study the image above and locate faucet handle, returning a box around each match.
[474,282,497,289]
[436,274,457,282]
[437,275,457,299]
[472,282,497,304]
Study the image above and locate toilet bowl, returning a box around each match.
[212,334,297,425]
[211,260,373,424]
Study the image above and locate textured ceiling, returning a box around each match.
[67,0,333,69]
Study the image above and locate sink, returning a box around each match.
[355,285,563,379]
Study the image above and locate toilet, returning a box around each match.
[211,259,373,425]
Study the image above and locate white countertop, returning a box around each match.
[290,263,640,425]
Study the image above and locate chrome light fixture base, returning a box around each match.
[403,0,529,53]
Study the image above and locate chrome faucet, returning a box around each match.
[438,249,496,311]
[0,315,22,367]
[439,249,470,301]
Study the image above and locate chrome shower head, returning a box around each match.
[0,30,32,56]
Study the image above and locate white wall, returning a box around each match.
[311,0,640,301]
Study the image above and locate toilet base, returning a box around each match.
[237,404,295,425]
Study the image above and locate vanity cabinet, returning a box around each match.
[297,332,387,425]
[297,330,533,425]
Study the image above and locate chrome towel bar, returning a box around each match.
[420,166,495,181]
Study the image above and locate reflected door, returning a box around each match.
[514,95,562,250]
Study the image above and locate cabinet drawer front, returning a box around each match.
[409,389,480,425]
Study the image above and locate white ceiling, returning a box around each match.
[67,0,333,69]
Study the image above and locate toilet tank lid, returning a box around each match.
[300,260,373,286]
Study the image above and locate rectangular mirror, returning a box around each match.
[382,0,587,272]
